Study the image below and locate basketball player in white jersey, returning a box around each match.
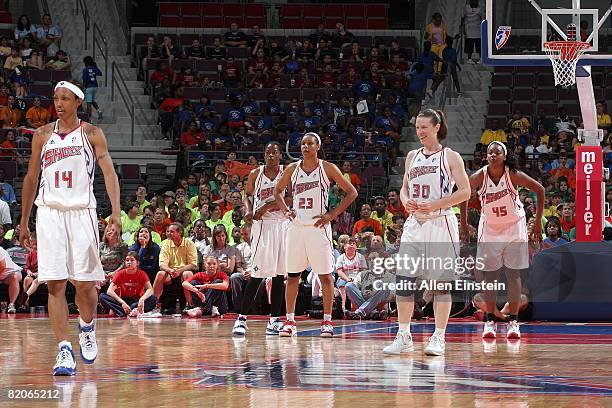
[273,132,357,337]
[383,109,470,356]
[19,81,121,376]
[460,141,544,340]
[232,141,291,336]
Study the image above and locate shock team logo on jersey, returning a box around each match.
[409,165,437,180]
[258,186,274,201]
[294,181,320,195]
[484,188,510,205]
[42,146,83,169]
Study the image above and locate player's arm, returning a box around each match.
[418,150,471,213]
[19,124,51,246]
[459,168,485,236]
[273,162,297,217]
[88,125,121,230]
[243,167,259,223]
[400,150,418,213]
[511,170,545,238]
[318,161,357,226]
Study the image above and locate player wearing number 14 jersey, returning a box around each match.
[460,141,544,340]
[19,81,121,376]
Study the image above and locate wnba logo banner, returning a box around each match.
[575,146,603,242]
[495,26,512,50]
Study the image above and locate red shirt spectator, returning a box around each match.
[186,270,230,290]
[319,71,337,88]
[159,97,184,113]
[222,57,242,84]
[150,64,174,86]
[26,249,38,274]
[181,122,206,147]
[111,267,150,298]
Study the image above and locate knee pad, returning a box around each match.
[395,275,417,297]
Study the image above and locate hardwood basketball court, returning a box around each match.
[1,315,611,407]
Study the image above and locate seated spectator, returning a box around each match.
[100,252,157,317]
[150,60,173,88]
[533,107,556,135]
[331,22,355,49]
[597,101,611,138]
[559,203,575,235]
[340,161,361,191]
[186,38,205,60]
[480,119,507,145]
[353,203,383,236]
[229,223,257,313]
[224,23,248,47]
[180,121,206,149]
[44,50,71,71]
[152,207,170,239]
[268,39,289,62]
[222,56,242,88]
[543,217,569,248]
[25,97,50,129]
[345,251,393,320]
[389,39,409,61]
[120,202,143,238]
[335,237,368,313]
[202,224,236,275]
[0,36,10,57]
[296,67,313,88]
[99,223,129,289]
[0,245,21,313]
[140,35,161,74]
[14,15,35,43]
[247,25,266,50]
[4,47,23,72]
[353,70,379,100]
[386,189,407,217]
[371,196,393,231]
[0,130,23,165]
[554,106,577,137]
[206,37,227,60]
[295,39,315,65]
[183,255,230,317]
[128,225,162,278]
[507,109,531,135]
[152,222,198,312]
[543,192,562,218]
[18,232,39,310]
[19,37,34,63]
[160,35,182,62]
[0,169,15,205]
[36,13,62,47]
[315,38,336,61]
[9,66,27,98]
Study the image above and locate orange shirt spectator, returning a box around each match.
[352,204,383,236]
[0,96,20,128]
[25,98,50,128]
[340,161,361,191]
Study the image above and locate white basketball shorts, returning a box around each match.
[36,206,105,282]
[477,217,529,271]
[285,221,334,275]
[250,219,289,278]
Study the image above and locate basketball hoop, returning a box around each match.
[543,41,590,87]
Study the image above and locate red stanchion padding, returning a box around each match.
[575,146,603,242]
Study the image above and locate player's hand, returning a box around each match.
[404,199,419,212]
[244,211,254,224]
[313,212,334,228]
[122,302,131,315]
[283,208,296,220]
[19,224,31,250]
[416,201,438,213]
[530,222,543,242]
[253,207,267,221]
[109,214,122,237]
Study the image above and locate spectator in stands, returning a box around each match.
[160,35,182,62]
[315,38,336,61]
[462,0,482,63]
[480,119,507,145]
[371,196,393,231]
[249,47,269,75]
[83,56,103,121]
[150,60,173,88]
[186,38,205,60]
[19,37,33,63]
[35,13,62,49]
[181,120,206,149]
[229,223,254,313]
[9,65,27,98]
[152,207,170,239]
[295,39,314,65]
[353,70,378,100]
[221,56,242,88]
[25,96,49,129]
[507,109,531,136]
[121,202,143,237]
[554,106,577,137]
[206,37,227,60]
[332,22,355,49]
[268,40,289,62]
[375,106,401,142]
[0,244,21,313]
[26,49,43,70]
[4,47,23,72]
[309,24,331,45]
[345,251,393,320]
[224,22,248,47]
[183,255,230,317]
[99,223,129,286]
[0,169,15,205]
[533,107,555,134]
[0,36,10,58]
[129,226,161,281]
[559,203,575,235]
[424,12,448,74]
[336,236,368,313]
[14,15,35,43]
[353,203,383,236]
[543,217,568,247]
[0,130,22,166]
[140,35,160,76]
[385,188,406,217]
[204,203,227,234]
[247,25,266,50]
[44,49,71,71]
[597,101,611,138]
[100,252,156,317]
[203,224,236,275]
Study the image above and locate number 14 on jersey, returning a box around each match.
[54,171,73,188]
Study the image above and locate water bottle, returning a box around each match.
[174,299,181,318]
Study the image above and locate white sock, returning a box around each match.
[323,314,332,322]
[59,340,72,350]
[286,313,295,322]
[79,317,93,328]
[434,328,445,337]
[238,314,247,320]
[398,323,411,333]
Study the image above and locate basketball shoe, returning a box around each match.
[232,317,248,336]
[383,330,414,355]
[424,333,446,356]
[266,318,284,335]
[78,320,98,364]
[320,320,334,337]
[279,320,297,337]
[482,321,496,339]
[506,320,521,339]
[186,307,203,318]
[53,341,76,376]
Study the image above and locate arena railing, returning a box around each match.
[110,61,136,144]
[75,0,90,50]
[93,23,109,87]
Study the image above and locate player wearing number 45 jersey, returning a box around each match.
[273,133,357,338]
[461,141,544,341]
[19,81,121,376]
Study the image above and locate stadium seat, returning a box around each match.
[207,89,228,102]
[345,4,365,19]
[179,34,200,46]
[303,4,322,17]
[346,19,366,30]
[557,87,578,101]
[251,88,274,101]
[183,87,203,100]
[303,17,324,29]
[180,3,201,16]
[196,59,222,73]
[120,164,141,181]
[536,75,555,87]
[535,87,557,102]
[487,103,510,116]
[159,3,179,15]
[512,88,535,101]
[245,17,265,28]
[202,16,224,28]
[367,19,388,30]
[0,11,11,24]
[513,74,535,88]
[29,70,52,83]
[0,161,16,181]
[489,88,512,102]
[277,88,300,101]
[282,4,301,18]
[512,102,534,116]
[366,4,388,18]
[324,4,344,19]
[51,70,71,82]
[223,3,244,18]
[491,74,513,88]
[159,15,180,27]
[171,59,194,71]
[202,3,222,17]
[536,103,558,117]
[181,17,202,28]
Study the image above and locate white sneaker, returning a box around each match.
[266,318,284,335]
[211,306,221,318]
[232,318,248,336]
[7,303,16,313]
[139,309,162,318]
[279,321,297,337]
[507,320,521,339]
[53,342,76,376]
[383,330,414,355]
[78,321,98,364]
[482,321,496,339]
[424,333,445,356]
[128,309,140,318]
[186,307,203,318]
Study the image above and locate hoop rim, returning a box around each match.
[543,41,591,51]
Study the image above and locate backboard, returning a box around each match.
[481,0,612,66]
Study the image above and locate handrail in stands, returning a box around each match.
[92,23,109,87]
[75,0,90,50]
[111,61,135,145]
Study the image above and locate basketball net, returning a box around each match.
[543,24,590,87]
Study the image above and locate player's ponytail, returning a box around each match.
[417,109,448,141]
[505,147,519,173]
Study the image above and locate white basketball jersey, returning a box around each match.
[407,148,454,216]
[35,120,96,210]
[253,165,285,221]
[478,165,524,224]
[291,160,330,225]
